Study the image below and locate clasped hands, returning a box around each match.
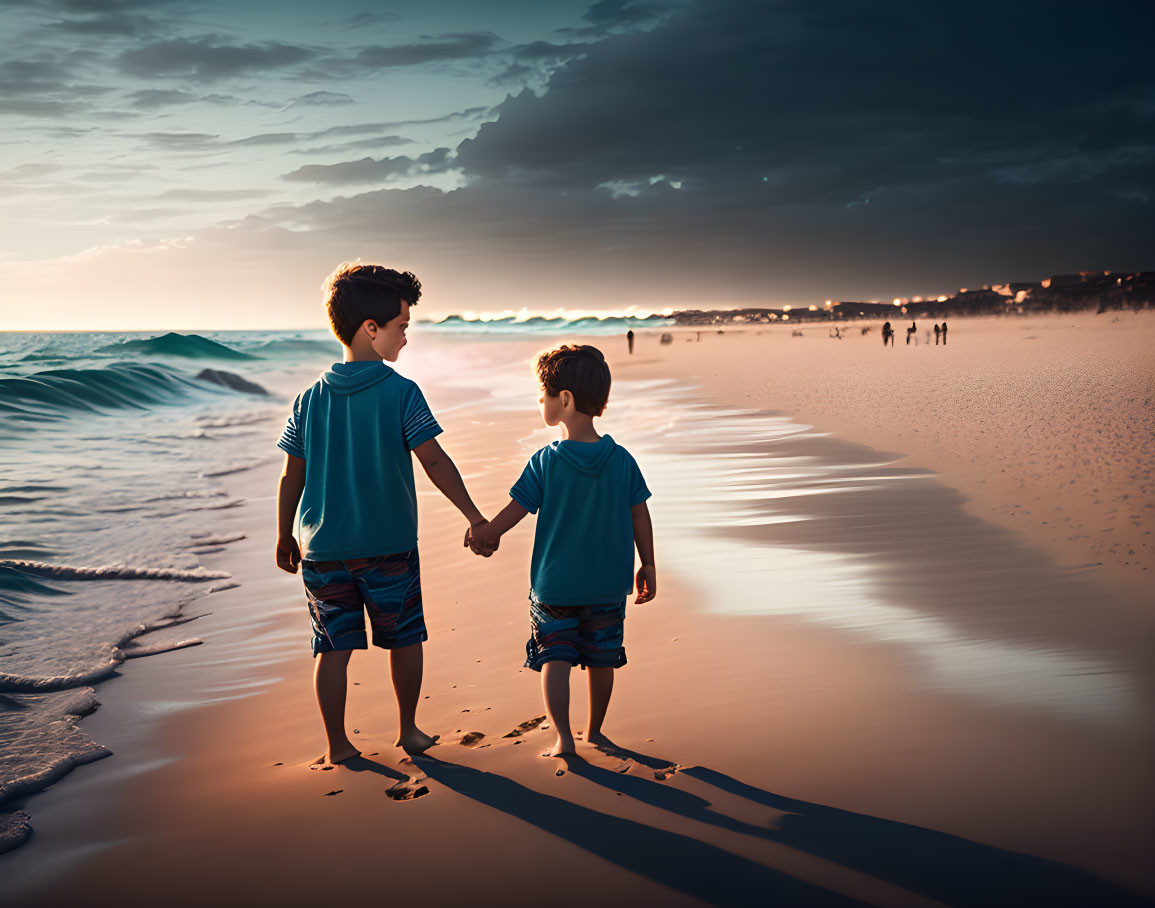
[463,521,499,557]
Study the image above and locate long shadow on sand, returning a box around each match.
[414,753,862,907]
[568,740,1151,908]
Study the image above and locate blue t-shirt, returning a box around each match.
[277,361,442,561]
[510,435,650,606]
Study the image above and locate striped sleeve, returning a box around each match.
[277,394,305,459]
[510,451,545,514]
[401,381,442,450]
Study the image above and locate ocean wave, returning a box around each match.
[249,337,339,357]
[0,362,264,434]
[0,363,199,422]
[0,688,111,820]
[195,368,268,395]
[95,332,257,361]
[424,314,675,335]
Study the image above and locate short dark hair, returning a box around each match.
[535,344,611,416]
[323,262,421,345]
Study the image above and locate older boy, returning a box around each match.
[276,263,489,767]
[468,345,656,758]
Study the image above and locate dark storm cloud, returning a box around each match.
[456,0,1155,217]
[581,0,666,29]
[282,147,453,184]
[490,39,591,85]
[256,0,1152,300]
[556,0,671,37]
[118,36,315,81]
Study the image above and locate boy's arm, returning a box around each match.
[632,500,656,603]
[413,437,485,527]
[468,499,529,554]
[275,453,306,574]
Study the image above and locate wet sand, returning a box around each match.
[1,316,1152,907]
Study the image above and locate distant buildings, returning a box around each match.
[667,271,1154,325]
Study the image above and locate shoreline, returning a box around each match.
[2,318,1152,905]
[621,310,1154,603]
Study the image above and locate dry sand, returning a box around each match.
[1,314,1152,907]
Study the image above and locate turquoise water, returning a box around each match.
[0,329,340,842]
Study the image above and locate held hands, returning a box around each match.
[635,564,657,604]
[464,521,499,557]
[275,535,301,574]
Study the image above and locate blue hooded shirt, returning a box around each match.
[510,435,650,605]
[277,360,441,561]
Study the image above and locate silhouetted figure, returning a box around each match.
[626,329,635,355]
[934,323,941,345]
[906,320,916,345]
[882,321,893,346]
[941,320,948,344]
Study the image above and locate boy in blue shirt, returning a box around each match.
[276,263,490,768]
[468,345,656,758]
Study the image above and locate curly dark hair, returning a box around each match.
[322,262,421,345]
[535,344,611,417]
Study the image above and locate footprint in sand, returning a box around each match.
[386,779,430,801]
[459,731,486,747]
[502,716,547,738]
[324,790,343,796]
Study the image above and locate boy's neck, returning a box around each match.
[559,415,600,443]
[343,340,382,363]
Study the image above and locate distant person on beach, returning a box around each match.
[466,345,656,758]
[941,320,948,344]
[906,321,916,345]
[882,321,893,346]
[626,329,635,355]
[934,323,941,344]
[275,263,491,768]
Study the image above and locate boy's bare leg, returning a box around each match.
[390,642,437,752]
[585,666,614,747]
[311,649,360,768]
[541,661,576,756]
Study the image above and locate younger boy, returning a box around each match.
[468,344,656,757]
[276,263,489,767]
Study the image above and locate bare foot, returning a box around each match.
[542,733,575,757]
[310,742,360,770]
[395,728,439,753]
[586,731,615,752]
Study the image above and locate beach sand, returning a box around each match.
[1,313,1152,907]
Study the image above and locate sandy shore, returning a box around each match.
[629,311,1155,602]
[1,316,1152,906]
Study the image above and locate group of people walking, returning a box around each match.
[881,320,948,346]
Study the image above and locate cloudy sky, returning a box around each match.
[0,0,1151,329]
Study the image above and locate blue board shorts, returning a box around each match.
[301,549,427,656]
[525,595,627,672]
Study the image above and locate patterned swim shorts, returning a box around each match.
[301,549,426,656]
[524,595,627,672]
